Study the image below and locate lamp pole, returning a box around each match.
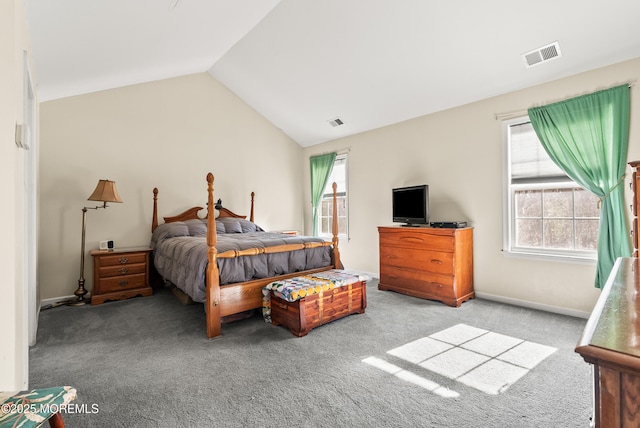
[71,202,107,306]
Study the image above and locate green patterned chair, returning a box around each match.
[0,386,76,428]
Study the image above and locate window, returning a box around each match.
[317,154,348,238]
[503,118,599,260]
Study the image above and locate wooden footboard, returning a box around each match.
[152,173,340,338]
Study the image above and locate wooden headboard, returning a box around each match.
[151,187,255,232]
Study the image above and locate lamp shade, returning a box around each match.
[87,179,123,203]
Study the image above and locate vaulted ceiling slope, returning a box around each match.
[26,0,640,147]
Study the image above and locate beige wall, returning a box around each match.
[303,57,640,317]
[39,56,640,318]
[1,0,31,391]
[39,73,302,300]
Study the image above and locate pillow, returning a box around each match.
[218,218,243,233]
[239,218,263,233]
[215,220,226,234]
[154,222,189,239]
[150,222,190,249]
[184,219,207,236]
[216,217,264,233]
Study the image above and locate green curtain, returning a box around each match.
[528,84,631,288]
[310,152,337,236]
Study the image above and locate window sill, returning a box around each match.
[502,249,597,265]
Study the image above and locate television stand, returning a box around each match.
[378,226,474,306]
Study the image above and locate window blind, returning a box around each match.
[510,121,570,184]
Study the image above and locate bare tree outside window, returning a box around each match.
[505,119,598,259]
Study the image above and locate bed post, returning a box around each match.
[152,188,159,232]
[331,182,341,269]
[206,173,222,338]
[250,191,255,223]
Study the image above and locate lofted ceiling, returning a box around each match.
[25,0,640,147]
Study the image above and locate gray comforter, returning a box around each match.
[150,218,332,303]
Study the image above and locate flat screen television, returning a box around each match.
[392,185,429,226]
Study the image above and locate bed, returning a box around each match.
[150,173,341,338]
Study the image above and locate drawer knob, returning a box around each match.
[431,259,443,264]
[119,267,129,274]
[118,280,129,287]
[119,257,129,264]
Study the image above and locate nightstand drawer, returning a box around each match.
[97,273,146,293]
[96,253,147,267]
[99,263,146,278]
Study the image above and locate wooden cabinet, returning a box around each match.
[378,226,474,307]
[90,247,153,305]
[574,160,640,426]
[576,257,640,428]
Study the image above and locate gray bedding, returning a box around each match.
[150,218,332,303]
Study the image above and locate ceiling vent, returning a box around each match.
[522,41,562,68]
[328,117,344,127]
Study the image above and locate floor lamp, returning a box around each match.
[71,179,123,306]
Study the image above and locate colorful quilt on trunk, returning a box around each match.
[262,270,370,322]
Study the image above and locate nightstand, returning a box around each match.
[272,230,298,236]
[90,247,153,305]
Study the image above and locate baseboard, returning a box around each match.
[475,291,590,319]
[40,295,77,309]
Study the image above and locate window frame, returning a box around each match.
[502,116,597,263]
[317,153,348,240]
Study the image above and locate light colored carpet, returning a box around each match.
[30,279,593,427]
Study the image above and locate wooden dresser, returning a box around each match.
[574,160,640,427]
[90,247,153,305]
[575,257,640,427]
[378,226,474,307]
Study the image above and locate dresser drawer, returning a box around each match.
[379,231,454,252]
[380,246,454,275]
[98,263,146,278]
[97,273,147,293]
[380,268,455,299]
[97,252,147,267]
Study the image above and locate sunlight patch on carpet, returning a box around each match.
[362,357,460,398]
[363,323,556,396]
[387,337,452,364]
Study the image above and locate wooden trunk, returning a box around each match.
[270,281,367,337]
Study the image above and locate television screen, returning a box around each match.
[392,185,428,225]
